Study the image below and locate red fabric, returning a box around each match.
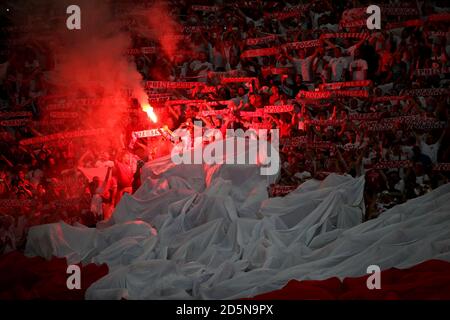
[2,252,450,299]
[0,251,108,300]
[247,260,450,300]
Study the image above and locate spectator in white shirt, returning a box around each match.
[327,47,350,82]
[349,51,368,81]
[190,52,213,82]
[416,131,446,164]
[287,48,320,83]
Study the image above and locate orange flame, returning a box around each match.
[142,103,157,123]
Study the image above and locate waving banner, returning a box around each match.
[240,109,265,118]
[165,34,191,41]
[428,13,450,23]
[283,39,322,50]
[433,163,450,171]
[430,31,450,37]
[208,70,244,79]
[306,141,336,150]
[340,19,368,28]
[336,143,364,151]
[165,100,206,106]
[297,90,333,100]
[305,119,344,127]
[320,32,370,40]
[147,93,173,98]
[0,199,35,208]
[221,77,257,84]
[319,80,372,90]
[406,119,447,130]
[126,47,156,55]
[201,109,230,117]
[240,47,279,58]
[191,5,220,12]
[335,90,369,98]
[31,119,66,128]
[0,119,30,127]
[0,111,32,119]
[374,160,413,169]
[364,122,396,131]
[416,68,449,77]
[250,122,273,130]
[245,35,278,46]
[132,129,162,139]
[145,81,205,89]
[372,96,410,102]
[382,7,419,15]
[402,88,449,97]
[264,4,309,20]
[380,115,422,125]
[386,19,423,29]
[264,105,294,114]
[148,97,171,104]
[205,100,231,107]
[348,112,384,121]
[297,90,369,99]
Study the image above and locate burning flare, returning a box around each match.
[142,103,158,123]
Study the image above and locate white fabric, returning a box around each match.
[24,139,450,300]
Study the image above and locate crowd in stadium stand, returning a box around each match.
[1,0,450,254]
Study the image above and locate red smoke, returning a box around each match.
[11,0,159,144]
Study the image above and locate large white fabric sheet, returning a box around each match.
[24,138,450,299]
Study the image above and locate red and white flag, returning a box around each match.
[241,47,279,58]
[264,105,294,114]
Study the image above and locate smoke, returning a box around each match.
[146,1,180,58]
[50,0,148,127]
[130,0,182,59]
[9,0,154,143]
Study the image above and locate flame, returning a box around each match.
[142,103,158,123]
